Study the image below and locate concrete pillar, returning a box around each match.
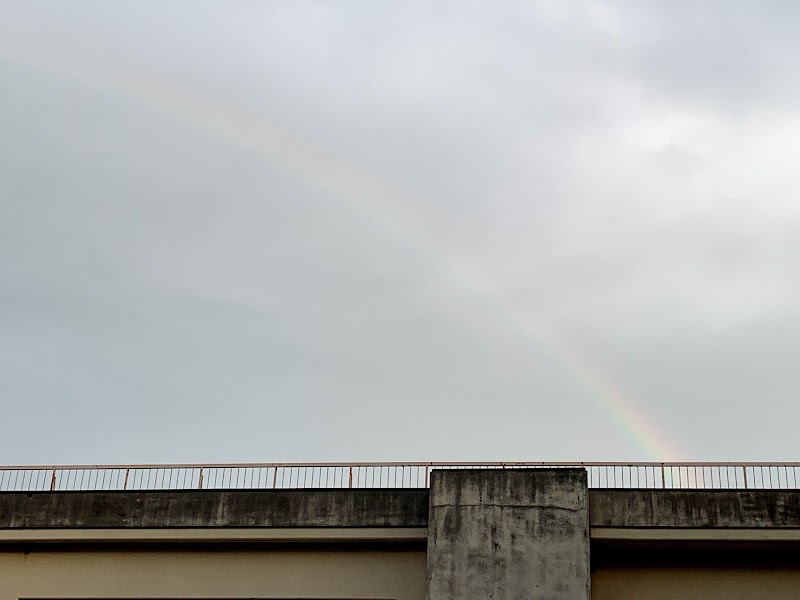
[426,469,589,600]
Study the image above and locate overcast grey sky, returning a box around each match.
[2,0,799,464]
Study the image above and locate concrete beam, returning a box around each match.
[592,528,800,542]
[590,490,800,529]
[0,527,428,544]
[426,469,590,600]
[5,486,800,533]
[0,489,429,529]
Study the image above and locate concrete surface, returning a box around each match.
[0,489,429,528]
[0,547,427,600]
[592,527,800,541]
[592,542,800,600]
[6,476,800,600]
[426,469,590,600]
[5,487,800,531]
[592,491,800,599]
[0,526,428,543]
[593,563,800,600]
[590,490,800,528]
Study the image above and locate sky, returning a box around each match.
[2,0,800,465]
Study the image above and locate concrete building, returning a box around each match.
[1,464,800,600]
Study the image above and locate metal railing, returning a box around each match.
[1,462,799,492]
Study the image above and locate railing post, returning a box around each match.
[743,466,748,489]
[661,463,665,489]
[198,467,204,489]
[424,466,429,487]
[348,466,353,488]
[272,467,278,489]
[50,468,57,492]
[123,468,130,490]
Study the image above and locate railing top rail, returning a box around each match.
[3,461,800,470]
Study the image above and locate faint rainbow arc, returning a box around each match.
[0,36,682,460]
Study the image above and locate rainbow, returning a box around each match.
[0,33,682,460]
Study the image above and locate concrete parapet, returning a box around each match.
[5,487,800,532]
[590,490,800,529]
[0,489,429,529]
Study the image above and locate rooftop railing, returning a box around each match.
[1,462,799,492]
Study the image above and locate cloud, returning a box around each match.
[2,0,800,462]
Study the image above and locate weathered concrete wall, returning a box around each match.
[592,491,800,600]
[0,489,429,528]
[5,481,800,600]
[0,547,426,600]
[0,490,428,600]
[426,469,590,600]
[6,487,800,531]
[591,490,800,528]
